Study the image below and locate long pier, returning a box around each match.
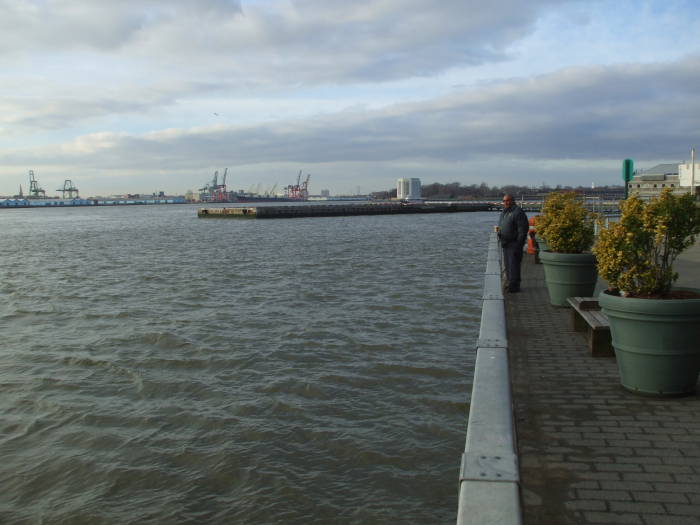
[197,201,489,218]
[460,237,700,524]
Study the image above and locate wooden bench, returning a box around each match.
[566,297,614,358]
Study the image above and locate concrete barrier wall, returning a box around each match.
[456,232,522,525]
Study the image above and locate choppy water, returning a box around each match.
[0,204,491,524]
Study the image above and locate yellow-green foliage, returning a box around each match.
[537,191,596,253]
[593,190,700,297]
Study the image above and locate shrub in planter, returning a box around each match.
[593,190,700,395]
[532,214,548,253]
[537,191,596,253]
[536,192,599,306]
[594,190,700,297]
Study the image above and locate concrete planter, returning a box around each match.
[599,289,700,396]
[539,251,597,307]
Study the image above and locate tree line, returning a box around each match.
[370,182,624,200]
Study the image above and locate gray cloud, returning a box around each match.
[0,0,570,84]
[0,0,579,135]
[0,0,242,51]
[6,56,697,177]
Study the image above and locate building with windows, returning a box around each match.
[397,178,422,200]
[627,163,685,200]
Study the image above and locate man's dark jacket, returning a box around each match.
[498,205,529,246]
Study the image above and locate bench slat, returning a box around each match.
[567,297,599,310]
[583,310,609,330]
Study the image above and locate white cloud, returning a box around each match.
[1,1,700,195]
[3,55,698,195]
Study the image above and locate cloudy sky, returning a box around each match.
[1,0,699,197]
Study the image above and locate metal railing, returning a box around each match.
[456,232,522,525]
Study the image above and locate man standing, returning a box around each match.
[497,194,529,293]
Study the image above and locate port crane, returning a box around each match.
[285,171,310,200]
[212,168,228,202]
[57,180,79,199]
[28,170,46,198]
[198,168,229,202]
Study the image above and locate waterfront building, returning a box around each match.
[679,158,699,196]
[397,177,422,200]
[629,150,700,200]
[627,163,685,200]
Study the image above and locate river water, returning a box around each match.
[0,204,492,524]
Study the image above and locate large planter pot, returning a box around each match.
[538,251,597,306]
[599,289,700,396]
[534,234,548,252]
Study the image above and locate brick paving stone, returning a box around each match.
[506,256,700,525]
[610,501,666,514]
[624,473,675,483]
[564,500,606,511]
[578,489,632,501]
[665,504,700,516]
[643,464,694,474]
[617,457,662,465]
[674,474,700,483]
[634,491,688,503]
[652,483,700,494]
[583,511,643,524]
[601,481,654,491]
[643,516,700,525]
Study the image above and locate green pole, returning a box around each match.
[622,159,634,199]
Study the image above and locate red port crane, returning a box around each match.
[285,171,310,200]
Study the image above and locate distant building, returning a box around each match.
[678,159,700,194]
[397,177,421,200]
[321,189,330,197]
[628,163,685,200]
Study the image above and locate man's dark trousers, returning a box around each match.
[502,240,524,291]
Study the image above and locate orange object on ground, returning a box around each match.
[527,216,538,254]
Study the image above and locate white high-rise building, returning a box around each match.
[397,177,421,200]
[679,148,699,193]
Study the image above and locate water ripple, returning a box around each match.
[0,205,492,524]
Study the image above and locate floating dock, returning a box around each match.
[197,201,489,219]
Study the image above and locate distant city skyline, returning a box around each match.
[1,1,699,196]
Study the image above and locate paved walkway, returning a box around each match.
[506,250,700,525]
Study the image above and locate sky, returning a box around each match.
[1,0,699,197]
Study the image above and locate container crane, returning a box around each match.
[300,173,310,200]
[212,168,228,201]
[28,170,46,198]
[285,171,310,200]
[57,180,79,199]
[198,168,230,202]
